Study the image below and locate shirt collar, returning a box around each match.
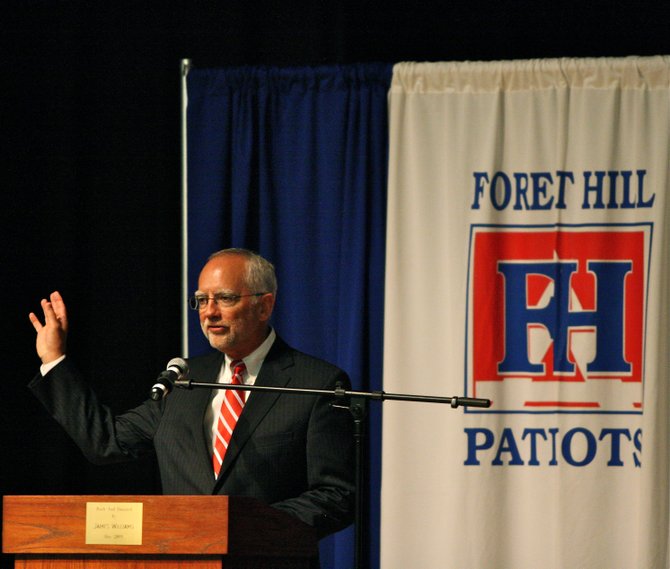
[225,327,276,379]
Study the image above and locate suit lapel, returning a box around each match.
[214,337,294,486]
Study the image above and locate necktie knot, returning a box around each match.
[230,360,246,385]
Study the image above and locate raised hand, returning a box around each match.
[29,291,69,364]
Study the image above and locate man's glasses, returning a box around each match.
[188,292,268,311]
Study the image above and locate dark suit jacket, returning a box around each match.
[29,336,355,538]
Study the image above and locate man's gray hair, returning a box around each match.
[208,248,278,296]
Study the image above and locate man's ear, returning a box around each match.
[258,293,275,322]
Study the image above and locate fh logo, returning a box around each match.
[467,225,649,414]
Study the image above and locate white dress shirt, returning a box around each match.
[204,328,277,449]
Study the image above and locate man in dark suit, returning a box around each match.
[28,248,355,539]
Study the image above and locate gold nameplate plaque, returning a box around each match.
[85,501,143,545]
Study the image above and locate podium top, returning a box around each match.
[2,495,317,558]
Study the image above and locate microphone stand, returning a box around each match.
[174,377,491,569]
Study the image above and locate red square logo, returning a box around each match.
[467,225,649,414]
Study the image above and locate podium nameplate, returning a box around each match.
[85,502,143,545]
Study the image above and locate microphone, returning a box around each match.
[150,357,189,401]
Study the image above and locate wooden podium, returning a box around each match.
[2,495,317,569]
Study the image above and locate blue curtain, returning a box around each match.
[186,63,391,569]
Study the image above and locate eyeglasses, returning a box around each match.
[188,292,268,311]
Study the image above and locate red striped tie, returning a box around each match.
[212,360,246,478]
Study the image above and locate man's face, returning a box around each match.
[196,255,274,359]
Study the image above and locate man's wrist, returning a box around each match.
[40,355,66,376]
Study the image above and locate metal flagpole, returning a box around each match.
[180,58,191,358]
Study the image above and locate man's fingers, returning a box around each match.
[42,298,62,325]
[36,295,68,330]
[41,299,57,323]
[30,294,68,364]
[28,312,43,332]
[49,291,68,327]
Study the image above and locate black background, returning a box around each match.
[2,2,669,567]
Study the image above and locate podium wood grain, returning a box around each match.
[3,495,317,569]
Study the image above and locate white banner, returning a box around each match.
[382,57,670,569]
